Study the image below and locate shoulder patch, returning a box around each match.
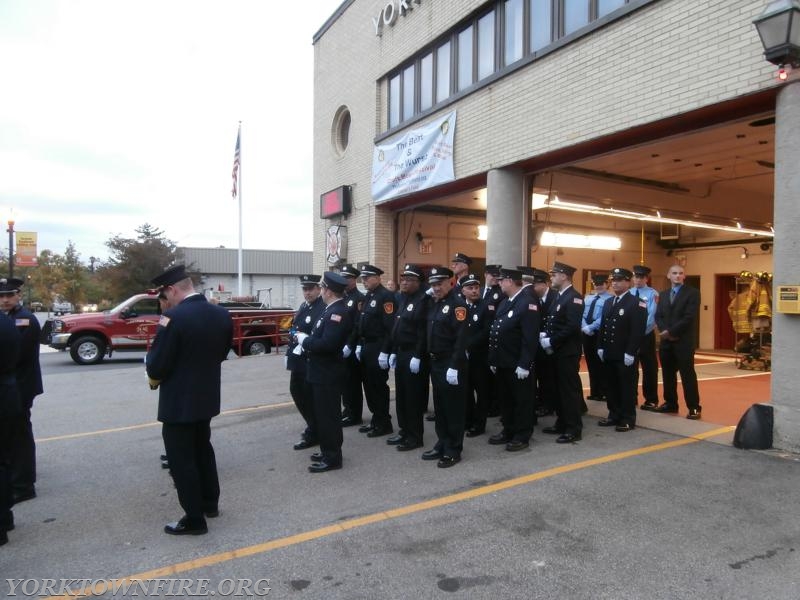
[15,318,30,326]
[528,303,538,311]
[383,302,394,314]
[573,297,584,305]
[454,306,467,321]
[330,313,342,322]
[159,315,171,327]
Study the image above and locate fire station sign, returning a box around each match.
[15,231,38,267]
[371,111,456,204]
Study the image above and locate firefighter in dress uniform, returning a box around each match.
[0,312,21,546]
[487,268,540,451]
[481,265,503,417]
[631,265,661,411]
[340,264,365,426]
[530,268,558,418]
[581,274,613,402]
[597,268,647,431]
[286,275,326,450]
[387,264,430,451]
[460,273,494,437]
[422,267,469,468]
[295,272,353,472]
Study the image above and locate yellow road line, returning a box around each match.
[46,425,733,599]
[36,402,295,443]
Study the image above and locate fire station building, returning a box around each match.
[311,0,800,451]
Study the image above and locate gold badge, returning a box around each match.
[454,307,467,321]
[383,302,394,314]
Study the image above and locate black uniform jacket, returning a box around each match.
[302,299,353,385]
[343,287,365,348]
[287,296,325,372]
[357,284,396,353]
[488,290,541,369]
[426,289,469,371]
[147,294,233,424]
[543,285,584,356]
[9,304,43,404]
[598,292,647,359]
[391,289,429,357]
[655,285,701,349]
[465,297,493,359]
[0,313,21,418]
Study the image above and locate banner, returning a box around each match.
[15,231,38,267]
[371,111,456,204]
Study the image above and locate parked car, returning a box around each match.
[52,300,74,315]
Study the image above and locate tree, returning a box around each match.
[101,224,182,299]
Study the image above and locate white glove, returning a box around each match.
[426,287,434,296]
[378,352,390,370]
[295,332,308,345]
[597,349,604,362]
[490,366,497,374]
[355,345,362,361]
[446,368,459,385]
[540,337,552,350]
[388,354,397,369]
[539,331,547,339]
[409,357,420,374]
[515,367,530,380]
[292,344,304,355]
[582,326,593,335]
[342,345,352,358]
[624,353,635,367]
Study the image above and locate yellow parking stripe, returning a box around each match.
[45,426,733,599]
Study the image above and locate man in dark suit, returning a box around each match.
[0,312,21,546]
[340,264,365,426]
[531,269,557,418]
[597,268,647,431]
[146,265,233,535]
[286,275,325,450]
[487,268,540,451]
[654,264,702,419]
[460,273,493,438]
[0,277,43,504]
[581,274,612,403]
[541,262,585,443]
[295,272,353,472]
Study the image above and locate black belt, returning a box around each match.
[429,352,450,361]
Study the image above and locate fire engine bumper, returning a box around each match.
[50,333,71,350]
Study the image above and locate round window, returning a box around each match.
[332,106,351,156]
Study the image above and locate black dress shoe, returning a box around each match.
[425,413,436,422]
[293,439,318,450]
[160,454,168,461]
[358,424,375,433]
[397,441,422,451]
[164,517,208,536]
[586,394,603,401]
[421,449,443,461]
[465,428,485,438]
[12,488,36,504]
[542,426,564,435]
[367,427,393,438]
[556,432,581,443]
[686,408,702,420]
[597,418,617,427]
[161,459,170,469]
[655,404,679,414]
[308,461,342,473]
[310,452,324,462]
[488,433,511,445]
[615,423,634,432]
[386,434,405,445]
[640,402,658,411]
[341,416,363,427]
[0,530,7,546]
[204,509,220,518]
[505,440,529,452]
[437,455,461,468]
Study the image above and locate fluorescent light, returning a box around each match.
[531,193,548,210]
[477,224,488,240]
[540,231,622,250]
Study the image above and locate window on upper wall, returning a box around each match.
[598,0,626,17]
[420,52,433,111]
[564,0,590,35]
[388,74,401,128]
[436,41,451,103]
[403,64,415,120]
[505,0,524,65]
[531,0,553,52]
[477,10,495,80]
[457,25,474,91]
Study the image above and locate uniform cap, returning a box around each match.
[340,264,359,278]
[484,264,502,275]
[516,266,536,276]
[427,266,454,282]
[299,274,322,287]
[591,274,609,286]
[632,264,652,276]
[401,264,425,280]
[458,273,481,287]
[549,261,577,276]
[151,265,190,288]
[0,277,24,293]
[610,267,633,280]
[532,268,550,284]
[451,253,473,265]
[498,268,523,281]
[359,264,384,277]
[321,271,348,293]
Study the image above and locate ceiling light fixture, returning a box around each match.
[540,231,622,250]
[477,224,488,241]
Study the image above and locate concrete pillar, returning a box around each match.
[486,168,527,267]
[771,81,800,453]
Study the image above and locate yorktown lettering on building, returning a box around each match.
[372,0,424,37]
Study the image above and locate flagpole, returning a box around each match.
[237,121,243,297]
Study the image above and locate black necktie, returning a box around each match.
[613,296,620,307]
[585,296,601,324]
[635,289,640,299]
[670,288,677,304]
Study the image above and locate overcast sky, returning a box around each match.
[0,0,343,264]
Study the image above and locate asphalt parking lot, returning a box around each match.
[4,349,800,599]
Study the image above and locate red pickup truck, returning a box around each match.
[48,290,294,365]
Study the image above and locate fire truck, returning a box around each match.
[48,290,294,365]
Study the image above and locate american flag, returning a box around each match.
[231,126,241,199]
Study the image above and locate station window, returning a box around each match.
[457,25,474,91]
[477,10,496,81]
[420,52,433,111]
[331,106,351,156]
[436,41,451,103]
[505,0,524,65]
